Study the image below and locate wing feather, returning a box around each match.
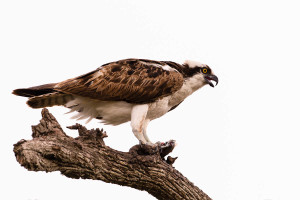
[54,59,184,103]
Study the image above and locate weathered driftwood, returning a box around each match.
[13,108,211,200]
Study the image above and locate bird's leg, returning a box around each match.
[142,119,152,145]
[131,104,149,145]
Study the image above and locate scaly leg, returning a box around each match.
[142,119,152,144]
[131,104,149,144]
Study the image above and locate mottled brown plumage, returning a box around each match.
[55,58,184,103]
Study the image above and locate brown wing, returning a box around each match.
[54,59,184,103]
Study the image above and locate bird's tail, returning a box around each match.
[12,83,57,97]
[13,83,74,108]
[26,92,74,108]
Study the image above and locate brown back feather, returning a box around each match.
[54,59,184,103]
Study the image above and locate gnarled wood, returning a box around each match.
[13,108,211,200]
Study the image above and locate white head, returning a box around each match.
[184,60,206,68]
[181,60,218,88]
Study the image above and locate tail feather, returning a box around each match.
[13,83,74,108]
[27,92,74,108]
[12,83,57,97]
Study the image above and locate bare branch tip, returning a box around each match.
[166,156,178,165]
[14,139,27,147]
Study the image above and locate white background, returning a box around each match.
[1,0,299,200]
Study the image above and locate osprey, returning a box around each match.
[13,58,218,145]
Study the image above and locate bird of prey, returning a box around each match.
[13,58,218,145]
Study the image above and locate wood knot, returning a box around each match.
[51,145,61,151]
[68,124,107,147]
[31,108,66,138]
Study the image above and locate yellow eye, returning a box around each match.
[202,68,208,74]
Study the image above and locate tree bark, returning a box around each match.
[13,108,212,200]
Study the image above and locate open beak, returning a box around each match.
[204,74,219,87]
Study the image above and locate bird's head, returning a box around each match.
[183,60,219,88]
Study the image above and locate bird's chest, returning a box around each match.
[146,84,195,120]
[147,98,170,120]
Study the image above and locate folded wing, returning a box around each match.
[55,59,184,104]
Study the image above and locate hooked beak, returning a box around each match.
[204,74,219,87]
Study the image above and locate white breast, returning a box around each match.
[146,98,170,120]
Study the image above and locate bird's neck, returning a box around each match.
[168,75,205,107]
[184,74,206,91]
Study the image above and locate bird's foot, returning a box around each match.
[129,140,178,165]
[139,140,177,157]
[156,140,177,158]
[158,140,178,164]
[139,141,160,155]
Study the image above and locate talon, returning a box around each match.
[158,140,177,158]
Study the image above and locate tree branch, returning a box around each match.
[13,108,211,200]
